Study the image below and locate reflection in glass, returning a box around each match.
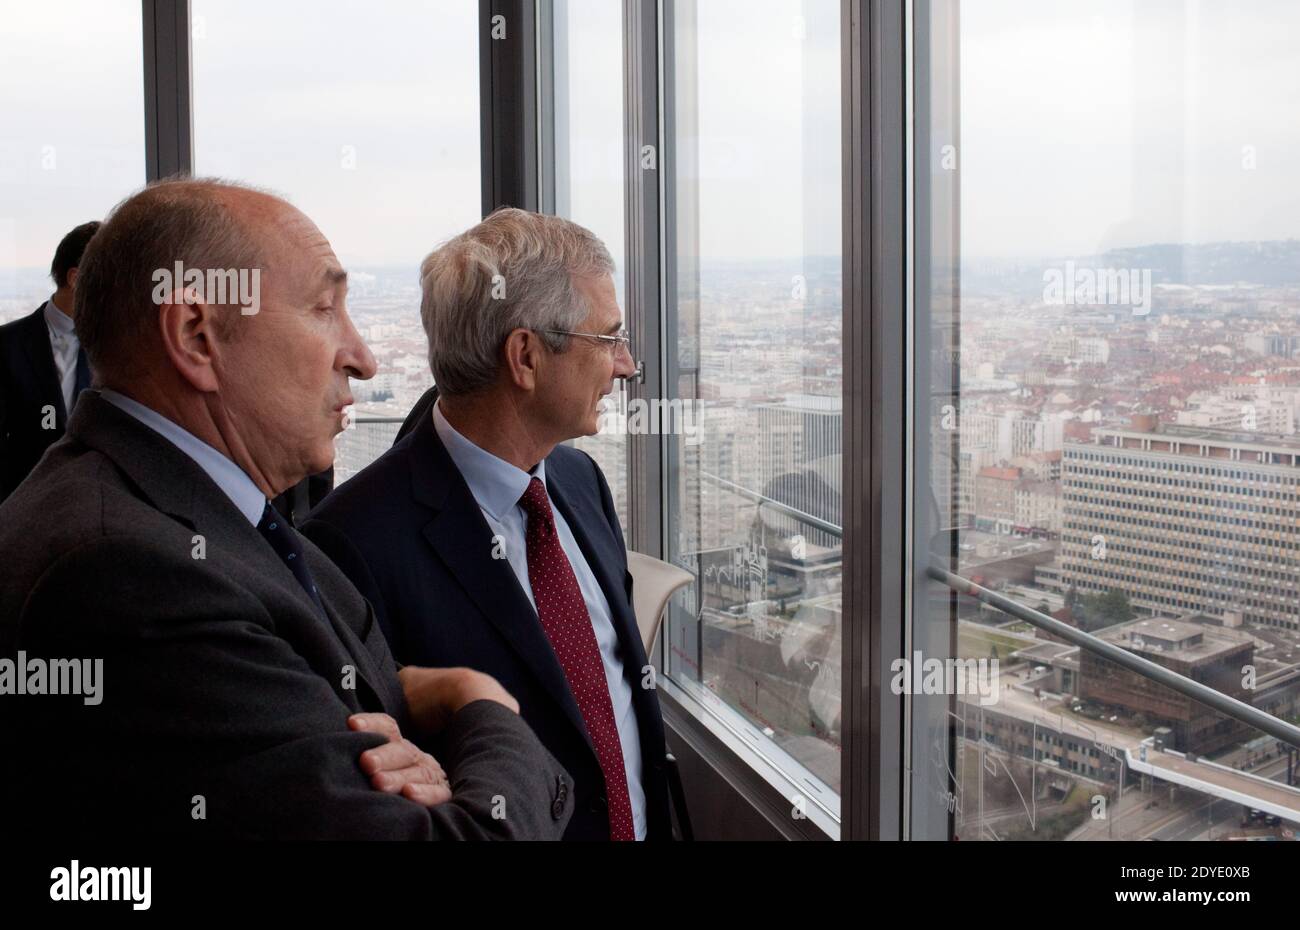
[664,0,843,809]
[915,0,1300,840]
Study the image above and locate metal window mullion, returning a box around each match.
[842,0,908,842]
[142,0,193,181]
[909,0,963,842]
[480,0,539,215]
[624,0,663,559]
[536,0,560,215]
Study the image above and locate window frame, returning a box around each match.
[142,0,191,180]
[144,0,914,841]
[532,0,909,841]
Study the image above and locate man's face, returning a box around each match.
[536,272,636,442]
[211,201,376,492]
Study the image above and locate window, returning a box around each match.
[915,0,1300,840]
[192,0,482,481]
[662,0,843,830]
[0,0,144,325]
[545,0,630,539]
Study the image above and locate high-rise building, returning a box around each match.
[756,393,843,548]
[1061,420,1300,630]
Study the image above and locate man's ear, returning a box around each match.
[66,267,79,290]
[157,288,222,392]
[502,328,542,392]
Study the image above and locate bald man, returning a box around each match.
[0,179,572,840]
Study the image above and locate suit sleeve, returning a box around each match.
[15,535,572,840]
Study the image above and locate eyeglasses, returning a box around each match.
[541,327,633,357]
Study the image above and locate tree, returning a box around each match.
[1097,589,1135,625]
[1079,589,1135,631]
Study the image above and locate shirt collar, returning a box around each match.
[43,298,76,338]
[432,398,545,522]
[100,388,268,526]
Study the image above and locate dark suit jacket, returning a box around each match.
[0,305,68,501]
[0,391,573,840]
[302,405,672,840]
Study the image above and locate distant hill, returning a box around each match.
[1099,240,1300,287]
[961,240,1300,295]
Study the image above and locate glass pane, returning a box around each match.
[664,0,843,821]
[0,0,144,324]
[915,0,1300,840]
[192,0,481,481]
[549,0,630,540]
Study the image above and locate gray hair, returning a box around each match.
[419,207,614,396]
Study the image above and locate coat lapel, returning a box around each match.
[20,306,67,427]
[410,415,595,753]
[68,391,385,711]
[314,582,389,712]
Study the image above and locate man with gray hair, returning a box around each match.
[0,181,573,840]
[304,208,672,840]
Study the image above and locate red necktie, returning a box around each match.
[519,476,635,841]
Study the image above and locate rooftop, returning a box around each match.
[1095,617,1255,663]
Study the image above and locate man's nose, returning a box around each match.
[613,345,638,380]
[341,314,378,380]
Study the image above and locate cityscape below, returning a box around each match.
[4,238,1299,839]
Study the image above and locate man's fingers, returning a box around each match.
[358,737,423,775]
[352,715,451,803]
[360,738,447,778]
[372,760,447,793]
[401,782,453,807]
[348,712,401,744]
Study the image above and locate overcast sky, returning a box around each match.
[2,0,1297,279]
[961,0,1300,258]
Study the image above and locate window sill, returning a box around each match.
[658,674,841,840]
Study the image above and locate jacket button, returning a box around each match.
[552,777,568,820]
[588,792,608,814]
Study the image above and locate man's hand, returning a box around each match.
[349,712,452,807]
[398,666,520,736]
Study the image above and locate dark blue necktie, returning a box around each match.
[71,347,90,411]
[256,502,327,619]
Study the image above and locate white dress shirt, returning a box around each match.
[100,389,267,526]
[432,399,646,839]
[43,298,81,416]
